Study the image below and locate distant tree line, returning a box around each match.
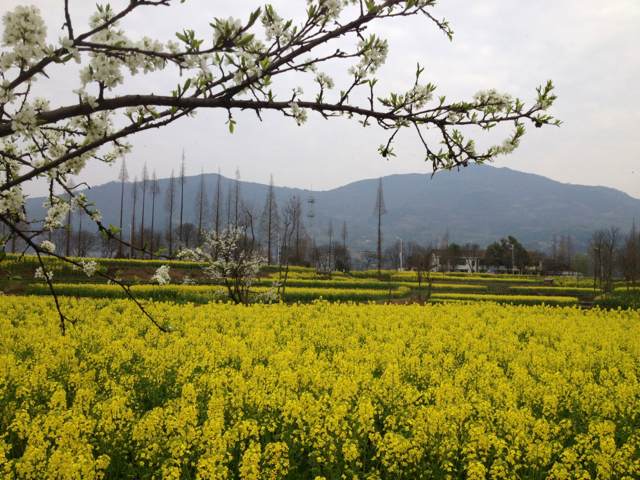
[6,161,637,296]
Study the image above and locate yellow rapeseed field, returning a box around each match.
[0,296,639,479]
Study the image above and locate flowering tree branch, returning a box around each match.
[0,0,559,333]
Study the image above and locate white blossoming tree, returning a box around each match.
[0,0,559,332]
[179,227,265,304]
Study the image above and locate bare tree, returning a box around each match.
[241,201,258,249]
[165,170,176,257]
[196,169,207,241]
[341,220,348,251]
[64,185,73,257]
[181,223,197,248]
[75,208,83,257]
[139,163,148,253]
[178,151,186,246]
[234,168,242,227]
[213,169,222,236]
[226,180,232,229]
[129,176,138,258]
[75,215,95,257]
[117,159,128,257]
[277,196,302,299]
[327,219,334,268]
[283,194,306,264]
[406,243,435,301]
[149,170,160,258]
[621,221,640,288]
[260,175,280,265]
[374,177,387,276]
[590,227,620,293]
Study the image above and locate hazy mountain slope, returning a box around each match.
[25,166,640,252]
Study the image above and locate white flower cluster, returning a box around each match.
[262,7,292,43]
[473,89,513,112]
[0,187,25,220]
[0,81,14,103]
[44,198,71,230]
[289,102,308,126]
[59,36,81,63]
[185,227,264,282]
[80,53,124,89]
[1,5,47,68]
[80,260,98,277]
[407,84,434,109]
[233,51,261,86]
[34,267,53,281]
[151,265,171,285]
[40,240,56,254]
[308,0,352,21]
[315,72,335,90]
[89,210,102,223]
[350,36,388,77]
[80,9,166,91]
[10,104,38,135]
[212,17,243,45]
[177,247,205,262]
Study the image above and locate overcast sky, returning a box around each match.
[5,0,640,198]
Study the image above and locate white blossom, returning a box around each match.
[289,102,308,126]
[44,198,71,230]
[212,17,243,45]
[262,8,292,43]
[315,72,335,90]
[309,0,345,21]
[11,104,38,135]
[80,260,98,277]
[0,187,25,220]
[89,210,102,222]
[350,36,388,77]
[2,6,47,66]
[151,265,171,285]
[473,89,513,112]
[40,240,56,254]
[34,267,53,281]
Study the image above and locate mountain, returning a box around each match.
[25,165,640,252]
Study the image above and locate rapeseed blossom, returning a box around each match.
[0,298,638,479]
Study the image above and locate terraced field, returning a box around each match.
[0,254,604,306]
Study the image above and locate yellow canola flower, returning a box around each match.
[0,297,638,479]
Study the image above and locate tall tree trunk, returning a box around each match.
[178,151,186,246]
[76,212,83,256]
[140,170,147,256]
[377,206,382,276]
[150,188,156,259]
[130,180,137,258]
[215,173,221,236]
[65,197,72,257]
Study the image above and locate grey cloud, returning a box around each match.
[3,0,639,198]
